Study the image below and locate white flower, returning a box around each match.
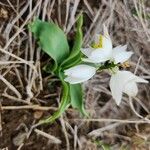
[81,25,133,64]
[64,64,96,84]
[109,71,148,105]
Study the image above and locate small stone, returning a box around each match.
[0,8,8,18]
[34,110,43,119]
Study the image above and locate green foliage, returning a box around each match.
[94,140,111,150]
[64,15,88,116]
[29,19,69,72]
[40,70,70,124]
[70,84,88,116]
[29,15,86,124]
[61,15,83,69]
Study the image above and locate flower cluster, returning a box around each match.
[64,25,148,105]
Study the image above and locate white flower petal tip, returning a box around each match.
[82,48,112,63]
[81,48,94,57]
[114,51,133,64]
[112,45,133,64]
[110,71,148,106]
[102,25,112,50]
[94,34,101,45]
[103,24,109,37]
[124,82,138,97]
[64,64,96,84]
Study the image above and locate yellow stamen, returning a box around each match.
[99,35,103,48]
[92,35,103,48]
[120,61,130,68]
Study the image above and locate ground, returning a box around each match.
[0,0,150,150]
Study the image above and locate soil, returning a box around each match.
[0,0,150,150]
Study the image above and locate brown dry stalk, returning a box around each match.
[71,118,150,124]
[34,129,61,144]
[1,105,57,111]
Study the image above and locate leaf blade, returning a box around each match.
[70,84,88,116]
[61,14,83,69]
[39,71,70,124]
[29,19,70,71]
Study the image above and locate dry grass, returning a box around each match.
[0,0,150,149]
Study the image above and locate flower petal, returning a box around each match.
[103,25,112,50]
[113,51,133,64]
[64,76,88,84]
[112,45,133,63]
[110,73,124,105]
[64,64,96,80]
[110,70,148,105]
[123,82,138,97]
[118,71,148,83]
[103,24,109,37]
[81,48,94,57]
[93,34,101,44]
[86,48,112,63]
[110,71,136,105]
[132,76,148,83]
[113,45,127,53]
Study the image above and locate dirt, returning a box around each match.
[0,0,150,150]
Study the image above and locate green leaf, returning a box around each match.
[70,84,88,116]
[39,70,70,124]
[61,14,83,69]
[32,15,84,124]
[94,140,111,150]
[29,19,70,71]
